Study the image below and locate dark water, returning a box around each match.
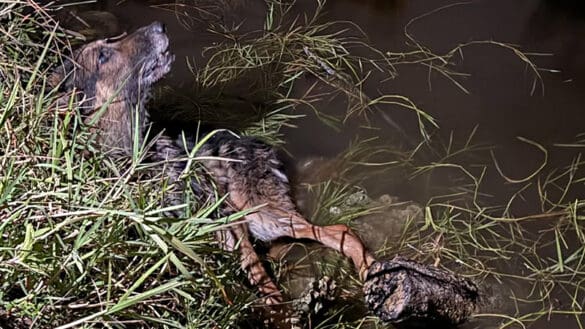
[68,0,585,165]
[54,0,585,327]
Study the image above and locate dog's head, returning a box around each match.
[51,22,174,154]
[52,21,174,109]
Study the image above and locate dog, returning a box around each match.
[49,21,478,328]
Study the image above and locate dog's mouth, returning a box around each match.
[143,46,174,85]
[143,49,174,84]
[141,29,174,85]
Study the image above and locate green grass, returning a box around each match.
[0,2,259,328]
[1,0,584,329]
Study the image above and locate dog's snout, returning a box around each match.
[151,21,166,34]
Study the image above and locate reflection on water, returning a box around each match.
[54,0,585,327]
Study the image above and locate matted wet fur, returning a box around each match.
[50,22,478,327]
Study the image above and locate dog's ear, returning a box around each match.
[48,58,74,91]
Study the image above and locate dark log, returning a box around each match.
[363,256,479,327]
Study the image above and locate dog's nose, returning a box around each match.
[151,21,166,34]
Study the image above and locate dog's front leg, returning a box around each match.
[218,224,283,305]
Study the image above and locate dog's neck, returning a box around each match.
[88,92,151,157]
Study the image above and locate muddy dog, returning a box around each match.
[50,22,478,327]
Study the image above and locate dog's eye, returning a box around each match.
[97,48,111,65]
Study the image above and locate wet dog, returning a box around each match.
[51,21,375,304]
[50,21,478,327]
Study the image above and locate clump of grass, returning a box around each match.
[154,0,442,145]
[175,0,547,148]
[295,129,585,328]
[0,1,261,328]
[385,131,585,328]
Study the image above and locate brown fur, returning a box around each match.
[52,22,376,324]
[51,23,172,154]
